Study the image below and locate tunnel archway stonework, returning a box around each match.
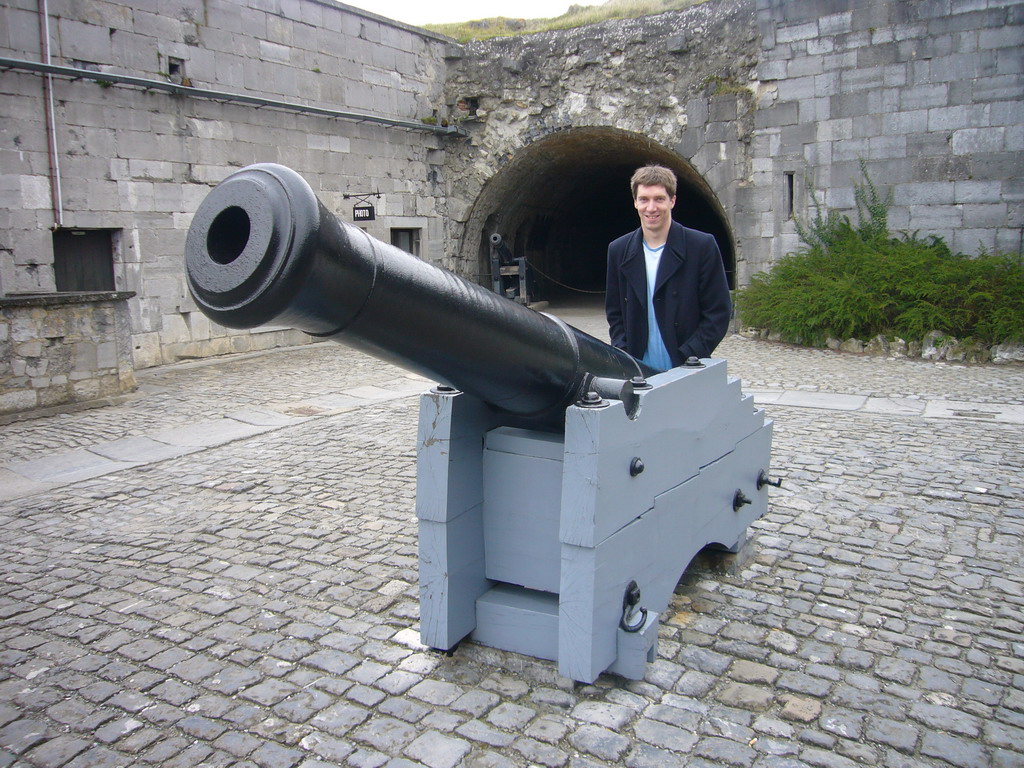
[460,128,737,299]
[439,0,1022,296]
[441,0,761,299]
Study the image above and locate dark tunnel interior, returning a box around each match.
[471,127,735,302]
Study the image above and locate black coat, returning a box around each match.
[605,221,731,366]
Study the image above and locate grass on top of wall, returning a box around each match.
[425,0,707,41]
[736,166,1024,348]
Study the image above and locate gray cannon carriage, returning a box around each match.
[185,163,776,683]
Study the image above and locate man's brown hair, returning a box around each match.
[630,164,677,199]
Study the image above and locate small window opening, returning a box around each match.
[53,229,117,292]
[784,172,795,219]
[391,229,421,257]
[168,57,185,84]
[455,96,480,116]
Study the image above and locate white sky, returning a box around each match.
[342,0,604,27]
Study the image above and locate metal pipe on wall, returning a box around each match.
[38,0,63,229]
[0,57,465,138]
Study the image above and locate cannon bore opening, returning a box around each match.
[464,128,735,302]
[207,206,251,265]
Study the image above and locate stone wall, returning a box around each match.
[0,0,454,368]
[0,292,136,416]
[749,0,1024,280]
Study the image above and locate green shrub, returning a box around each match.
[737,167,1024,347]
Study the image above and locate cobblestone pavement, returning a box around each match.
[0,301,1021,768]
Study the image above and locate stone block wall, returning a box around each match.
[0,292,136,416]
[746,0,1023,282]
[0,0,453,368]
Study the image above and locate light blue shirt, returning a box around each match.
[642,241,673,372]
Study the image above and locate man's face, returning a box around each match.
[634,184,676,238]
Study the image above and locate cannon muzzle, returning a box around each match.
[185,163,650,424]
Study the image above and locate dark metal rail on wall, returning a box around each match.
[0,56,466,137]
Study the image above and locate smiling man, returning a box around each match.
[605,164,732,372]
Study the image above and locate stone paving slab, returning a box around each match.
[87,435,200,464]
[148,418,275,448]
[271,396,363,417]
[860,396,927,417]
[225,408,311,427]
[3,448,138,484]
[270,383,427,418]
[751,390,868,411]
[922,400,1024,424]
[344,384,423,401]
[0,467,48,499]
[750,389,1024,424]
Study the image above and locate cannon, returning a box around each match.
[185,163,775,683]
[488,232,531,303]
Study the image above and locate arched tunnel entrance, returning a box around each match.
[464,127,735,302]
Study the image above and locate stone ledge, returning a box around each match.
[1,292,137,416]
[0,291,136,308]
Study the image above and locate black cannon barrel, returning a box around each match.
[185,163,651,423]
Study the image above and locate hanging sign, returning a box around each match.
[353,204,375,222]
